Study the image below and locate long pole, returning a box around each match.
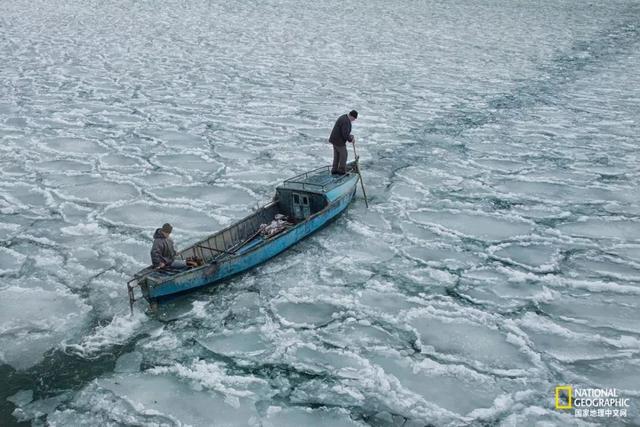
[351,141,369,208]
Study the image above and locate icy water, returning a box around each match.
[1,0,640,425]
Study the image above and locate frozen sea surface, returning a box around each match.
[1,0,640,425]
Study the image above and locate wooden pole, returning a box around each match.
[351,142,369,208]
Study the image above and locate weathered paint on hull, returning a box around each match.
[147,175,358,302]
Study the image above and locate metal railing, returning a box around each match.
[281,165,349,191]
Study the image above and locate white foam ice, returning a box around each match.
[64,311,147,358]
[138,329,181,353]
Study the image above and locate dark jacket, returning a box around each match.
[329,114,353,146]
[150,229,176,267]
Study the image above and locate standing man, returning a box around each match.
[329,110,358,175]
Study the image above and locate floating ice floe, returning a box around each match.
[41,137,108,155]
[516,312,639,363]
[101,201,221,234]
[114,351,143,373]
[261,406,366,427]
[56,178,140,204]
[409,209,534,241]
[273,300,343,328]
[0,286,90,370]
[153,153,224,174]
[150,183,256,206]
[489,241,562,272]
[559,217,640,241]
[198,327,270,358]
[60,222,107,236]
[0,246,27,275]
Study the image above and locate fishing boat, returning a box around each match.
[127,161,363,311]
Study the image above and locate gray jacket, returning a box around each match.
[329,114,353,146]
[150,229,176,267]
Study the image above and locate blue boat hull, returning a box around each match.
[143,174,358,303]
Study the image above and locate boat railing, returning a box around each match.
[178,202,280,262]
[282,165,349,191]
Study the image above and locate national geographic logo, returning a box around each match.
[555,386,631,419]
[555,385,572,410]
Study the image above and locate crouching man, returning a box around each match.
[150,223,197,269]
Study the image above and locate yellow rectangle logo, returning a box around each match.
[556,385,573,409]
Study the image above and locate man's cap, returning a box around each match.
[161,223,173,234]
[349,110,358,119]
